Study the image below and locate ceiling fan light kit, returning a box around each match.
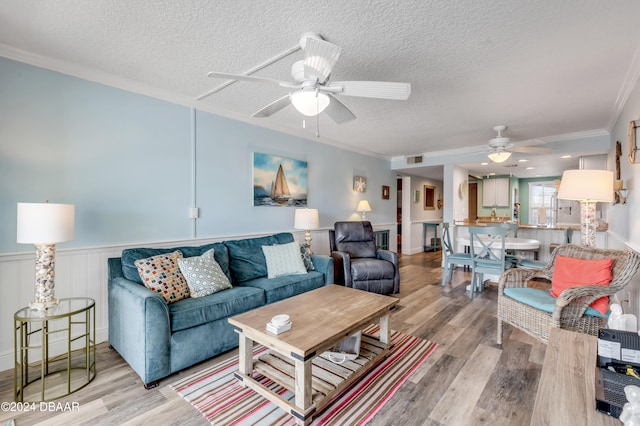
[488,151,512,163]
[205,32,411,124]
[290,89,330,116]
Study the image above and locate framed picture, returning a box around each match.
[381,185,390,200]
[253,152,307,207]
[413,190,420,203]
[424,185,435,210]
[354,176,367,192]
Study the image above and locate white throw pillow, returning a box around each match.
[177,249,232,297]
[262,242,308,279]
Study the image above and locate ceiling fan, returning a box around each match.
[206,33,411,124]
[487,125,552,163]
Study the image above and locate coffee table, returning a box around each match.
[228,284,398,425]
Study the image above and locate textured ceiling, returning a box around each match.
[1,0,640,178]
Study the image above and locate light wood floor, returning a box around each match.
[0,250,547,425]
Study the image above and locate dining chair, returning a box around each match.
[441,222,474,288]
[518,228,574,269]
[468,226,514,299]
[497,222,519,266]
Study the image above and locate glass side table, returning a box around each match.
[14,297,96,402]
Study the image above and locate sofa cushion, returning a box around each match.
[262,242,307,278]
[135,250,190,303]
[237,271,325,304]
[122,242,230,284]
[503,287,608,318]
[351,258,395,281]
[177,249,232,298]
[300,244,315,271]
[168,286,265,332]
[224,233,294,283]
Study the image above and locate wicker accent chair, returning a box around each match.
[497,244,640,345]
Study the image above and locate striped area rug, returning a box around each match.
[171,327,437,425]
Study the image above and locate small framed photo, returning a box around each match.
[413,190,420,203]
[381,185,390,200]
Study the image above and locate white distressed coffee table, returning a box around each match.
[228,284,398,425]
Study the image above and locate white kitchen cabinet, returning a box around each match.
[482,178,510,207]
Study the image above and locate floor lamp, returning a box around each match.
[557,170,613,247]
[294,208,319,253]
[17,202,75,309]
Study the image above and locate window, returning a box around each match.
[528,181,556,225]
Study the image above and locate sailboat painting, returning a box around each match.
[253,152,308,207]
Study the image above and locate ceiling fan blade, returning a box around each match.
[303,37,342,84]
[207,71,286,86]
[512,146,553,154]
[324,95,356,124]
[251,95,291,118]
[331,81,411,100]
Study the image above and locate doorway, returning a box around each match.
[396,177,402,252]
[469,181,478,220]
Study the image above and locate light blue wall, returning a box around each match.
[0,57,396,253]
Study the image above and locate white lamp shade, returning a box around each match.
[557,170,614,202]
[357,200,372,212]
[488,151,512,163]
[17,203,75,244]
[290,90,330,116]
[294,208,319,230]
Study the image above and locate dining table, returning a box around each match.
[456,236,541,259]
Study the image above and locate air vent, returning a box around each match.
[503,164,518,167]
[406,155,423,164]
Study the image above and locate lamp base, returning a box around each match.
[31,243,59,310]
[29,298,59,311]
[579,200,597,247]
[304,229,313,254]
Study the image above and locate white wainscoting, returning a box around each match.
[0,223,397,373]
[607,232,640,322]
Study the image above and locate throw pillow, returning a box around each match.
[177,249,232,298]
[300,243,315,271]
[262,242,308,279]
[135,250,190,303]
[550,255,614,315]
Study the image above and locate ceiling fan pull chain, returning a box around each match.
[316,89,321,137]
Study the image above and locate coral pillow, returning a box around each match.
[550,255,613,315]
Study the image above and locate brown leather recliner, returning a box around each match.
[329,221,399,295]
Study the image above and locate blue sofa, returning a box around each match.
[108,232,333,388]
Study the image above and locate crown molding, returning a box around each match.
[607,45,640,132]
[536,129,609,143]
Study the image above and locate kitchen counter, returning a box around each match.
[454,220,608,232]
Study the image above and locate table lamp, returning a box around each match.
[557,170,613,246]
[357,200,372,220]
[294,208,319,253]
[17,202,75,309]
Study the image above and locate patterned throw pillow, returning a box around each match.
[300,243,315,271]
[262,242,308,279]
[177,249,232,298]
[135,250,190,303]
